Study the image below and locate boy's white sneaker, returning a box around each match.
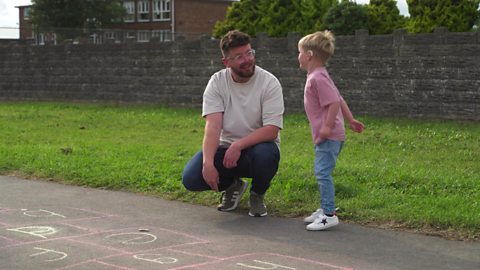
[303,209,324,223]
[306,215,339,231]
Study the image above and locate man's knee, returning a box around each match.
[182,170,196,191]
[251,142,280,165]
[182,151,205,191]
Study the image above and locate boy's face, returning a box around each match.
[298,47,311,71]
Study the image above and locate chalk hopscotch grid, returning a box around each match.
[1,206,354,270]
[0,207,119,249]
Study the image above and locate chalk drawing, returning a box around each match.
[133,253,178,264]
[7,226,58,239]
[30,247,68,262]
[105,232,157,245]
[237,260,296,270]
[23,209,66,218]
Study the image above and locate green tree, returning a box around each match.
[213,0,263,38]
[406,0,480,33]
[30,0,125,39]
[298,0,337,34]
[257,0,304,37]
[367,0,406,34]
[213,0,337,38]
[323,0,369,35]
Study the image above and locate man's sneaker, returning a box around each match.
[303,209,324,223]
[217,178,248,212]
[248,191,267,217]
[306,215,339,231]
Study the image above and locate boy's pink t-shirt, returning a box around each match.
[304,67,345,144]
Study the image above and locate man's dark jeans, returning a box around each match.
[182,142,280,195]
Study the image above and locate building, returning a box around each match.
[16,0,234,44]
[16,5,34,40]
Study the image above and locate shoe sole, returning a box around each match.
[248,211,267,217]
[306,221,339,231]
[217,181,249,212]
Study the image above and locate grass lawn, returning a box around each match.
[1,102,479,240]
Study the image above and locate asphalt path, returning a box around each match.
[0,175,479,270]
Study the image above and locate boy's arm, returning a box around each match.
[341,100,364,133]
[320,101,341,139]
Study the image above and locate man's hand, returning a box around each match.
[349,119,365,133]
[223,142,241,168]
[202,163,219,191]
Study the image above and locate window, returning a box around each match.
[104,31,122,43]
[137,30,151,42]
[123,1,135,22]
[152,30,172,42]
[153,0,170,21]
[37,33,45,45]
[23,7,31,20]
[137,0,150,22]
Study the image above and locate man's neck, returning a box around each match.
[231,73,250,83]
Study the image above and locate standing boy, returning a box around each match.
[298,31,364,230]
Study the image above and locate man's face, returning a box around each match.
[223,44,256,80]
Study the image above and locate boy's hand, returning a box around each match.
[349,119,365,133]
[319,126,332,139]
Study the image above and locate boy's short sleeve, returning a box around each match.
[313,74,342,107]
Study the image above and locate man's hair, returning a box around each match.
[220,30,251,57]
[298,31,335,64]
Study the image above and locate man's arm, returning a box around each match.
[202,112,223,191]
[223,125,279,168]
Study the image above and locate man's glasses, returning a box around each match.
[227,49,256,63]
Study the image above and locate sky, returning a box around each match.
[0,0,410,39]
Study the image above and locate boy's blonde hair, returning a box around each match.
[298,30,335,64]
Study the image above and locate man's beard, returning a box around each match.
[231,62,255,79]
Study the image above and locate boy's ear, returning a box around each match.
[308,50,313,57]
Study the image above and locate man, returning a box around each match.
[182,30,284,217]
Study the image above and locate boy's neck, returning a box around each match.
[307,60,325,74]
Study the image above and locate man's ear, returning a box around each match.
[222,58,229,67]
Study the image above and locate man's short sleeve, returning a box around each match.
[262,77,284,129]
[202,74,225,117]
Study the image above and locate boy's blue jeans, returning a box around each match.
[182,142,280,195]
[314,139,343,215]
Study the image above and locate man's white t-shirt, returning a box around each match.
[202,65,284,148]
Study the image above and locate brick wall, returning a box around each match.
[0,28,479,121]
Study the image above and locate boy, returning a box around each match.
[298,31,364,230]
